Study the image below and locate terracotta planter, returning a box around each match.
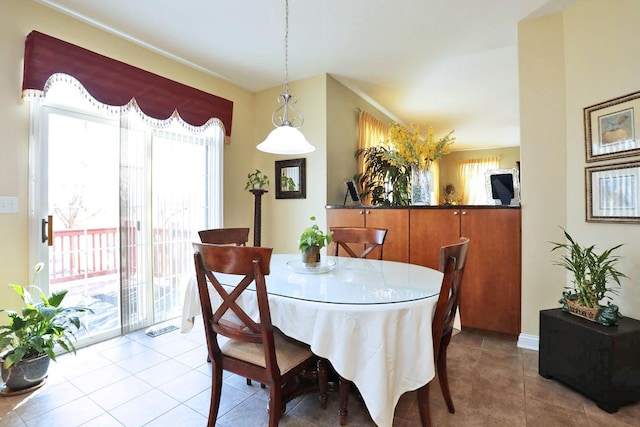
[302,246,321,267]
[1,354,50,392]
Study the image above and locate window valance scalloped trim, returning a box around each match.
[22,31,233,137]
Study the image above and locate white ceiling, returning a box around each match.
[36,0,574,151]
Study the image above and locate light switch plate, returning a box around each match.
[0,196,19,213]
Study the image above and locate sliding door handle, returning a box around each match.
[42,215,53,246]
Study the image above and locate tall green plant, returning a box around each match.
[355,146,410,206]
[550,228,626,308]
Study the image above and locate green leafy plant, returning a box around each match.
[281,175,296,191]
[244,169,270,190]
[0,263,91,369]
[550,228,626,308]
[355,146,410,206]
[298,216,333,252]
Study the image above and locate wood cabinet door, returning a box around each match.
[409,209,461,270]
[366,209,409,262]
[326,208,408,262]
[326,208,366,256]
[459,208,521,335]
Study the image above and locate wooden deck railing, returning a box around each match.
[50,226,193,284]
[50,227,119,284]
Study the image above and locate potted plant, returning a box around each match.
[244,169,270,190]
[0,263,91,392]
[298,216,333,267]
[550,228,627,326]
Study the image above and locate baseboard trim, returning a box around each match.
[517,333,539,351]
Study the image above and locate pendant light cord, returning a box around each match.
[284,0,289,95]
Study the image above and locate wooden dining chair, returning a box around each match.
[330,226,388,259]
[193,243,327,427]
[417,236,470,426]
[198,227,252,380]
[329,226,388,425]
[198,227,250,246]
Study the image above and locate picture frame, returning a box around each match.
[584,91,640,162]
[275,158,306,199]
[585,160,640,223]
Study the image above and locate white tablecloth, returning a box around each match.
[182,254,441,427]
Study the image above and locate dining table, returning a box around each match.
[181,253,443,427]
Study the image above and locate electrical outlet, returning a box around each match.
[0,196,18,213]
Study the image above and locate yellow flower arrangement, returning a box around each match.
[385,122,455,169]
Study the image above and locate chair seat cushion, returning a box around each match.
[222,330,313,374]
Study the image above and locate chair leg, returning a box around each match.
[208,364,223,427]
[437,346,455,413]
[318,359,328,409]
[417,383,431,427]
[267,384,282,427]
[338,377,350,426]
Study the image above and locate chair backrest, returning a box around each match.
[198,227,250,246]
[432,237,470,357]
[192,243,278,374]
[330,227,388,259]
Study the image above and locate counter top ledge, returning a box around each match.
[326,205,521,210]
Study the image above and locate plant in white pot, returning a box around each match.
[298,216,332,267]
[0,263,91,392]
[550,228,627,326]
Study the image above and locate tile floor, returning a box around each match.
[1,322,639,427]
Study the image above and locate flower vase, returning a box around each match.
[411,166,431,205]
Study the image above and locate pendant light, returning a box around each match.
[257,0,315,154]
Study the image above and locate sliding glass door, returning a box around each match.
[30,78,222,345]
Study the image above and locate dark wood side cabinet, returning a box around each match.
[539,308,640,412]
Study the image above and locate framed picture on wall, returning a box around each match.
[584,91,640,162]
[275,158,306,199]
[585,160,640,223]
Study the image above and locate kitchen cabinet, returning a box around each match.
[409,207,521,335]
[326,207,409,262]
[328,206,521,335]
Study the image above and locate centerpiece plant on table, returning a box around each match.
[298,216,333,267]
[0,262,92,392]
[550,228,627,326]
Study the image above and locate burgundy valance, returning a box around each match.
[23,31,233,136]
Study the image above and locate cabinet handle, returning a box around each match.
[462,211,467,215]
[365,210,371,215]
[359,210,364,215]
[453,211,459,215]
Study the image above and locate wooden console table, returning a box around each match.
[539,308,640,412]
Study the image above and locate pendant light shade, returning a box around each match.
[257,124,315,154]
[257,0,315,155]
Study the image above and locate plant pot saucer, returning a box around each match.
[0,376,47,397]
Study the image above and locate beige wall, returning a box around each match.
[0,1,255,313]
[325,75,396,206]
[253,74,329,253]
[439,146,520,201]
[519,0,640,336]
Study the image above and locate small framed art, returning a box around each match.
[585,160,640,223]
[584,91,640,162]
